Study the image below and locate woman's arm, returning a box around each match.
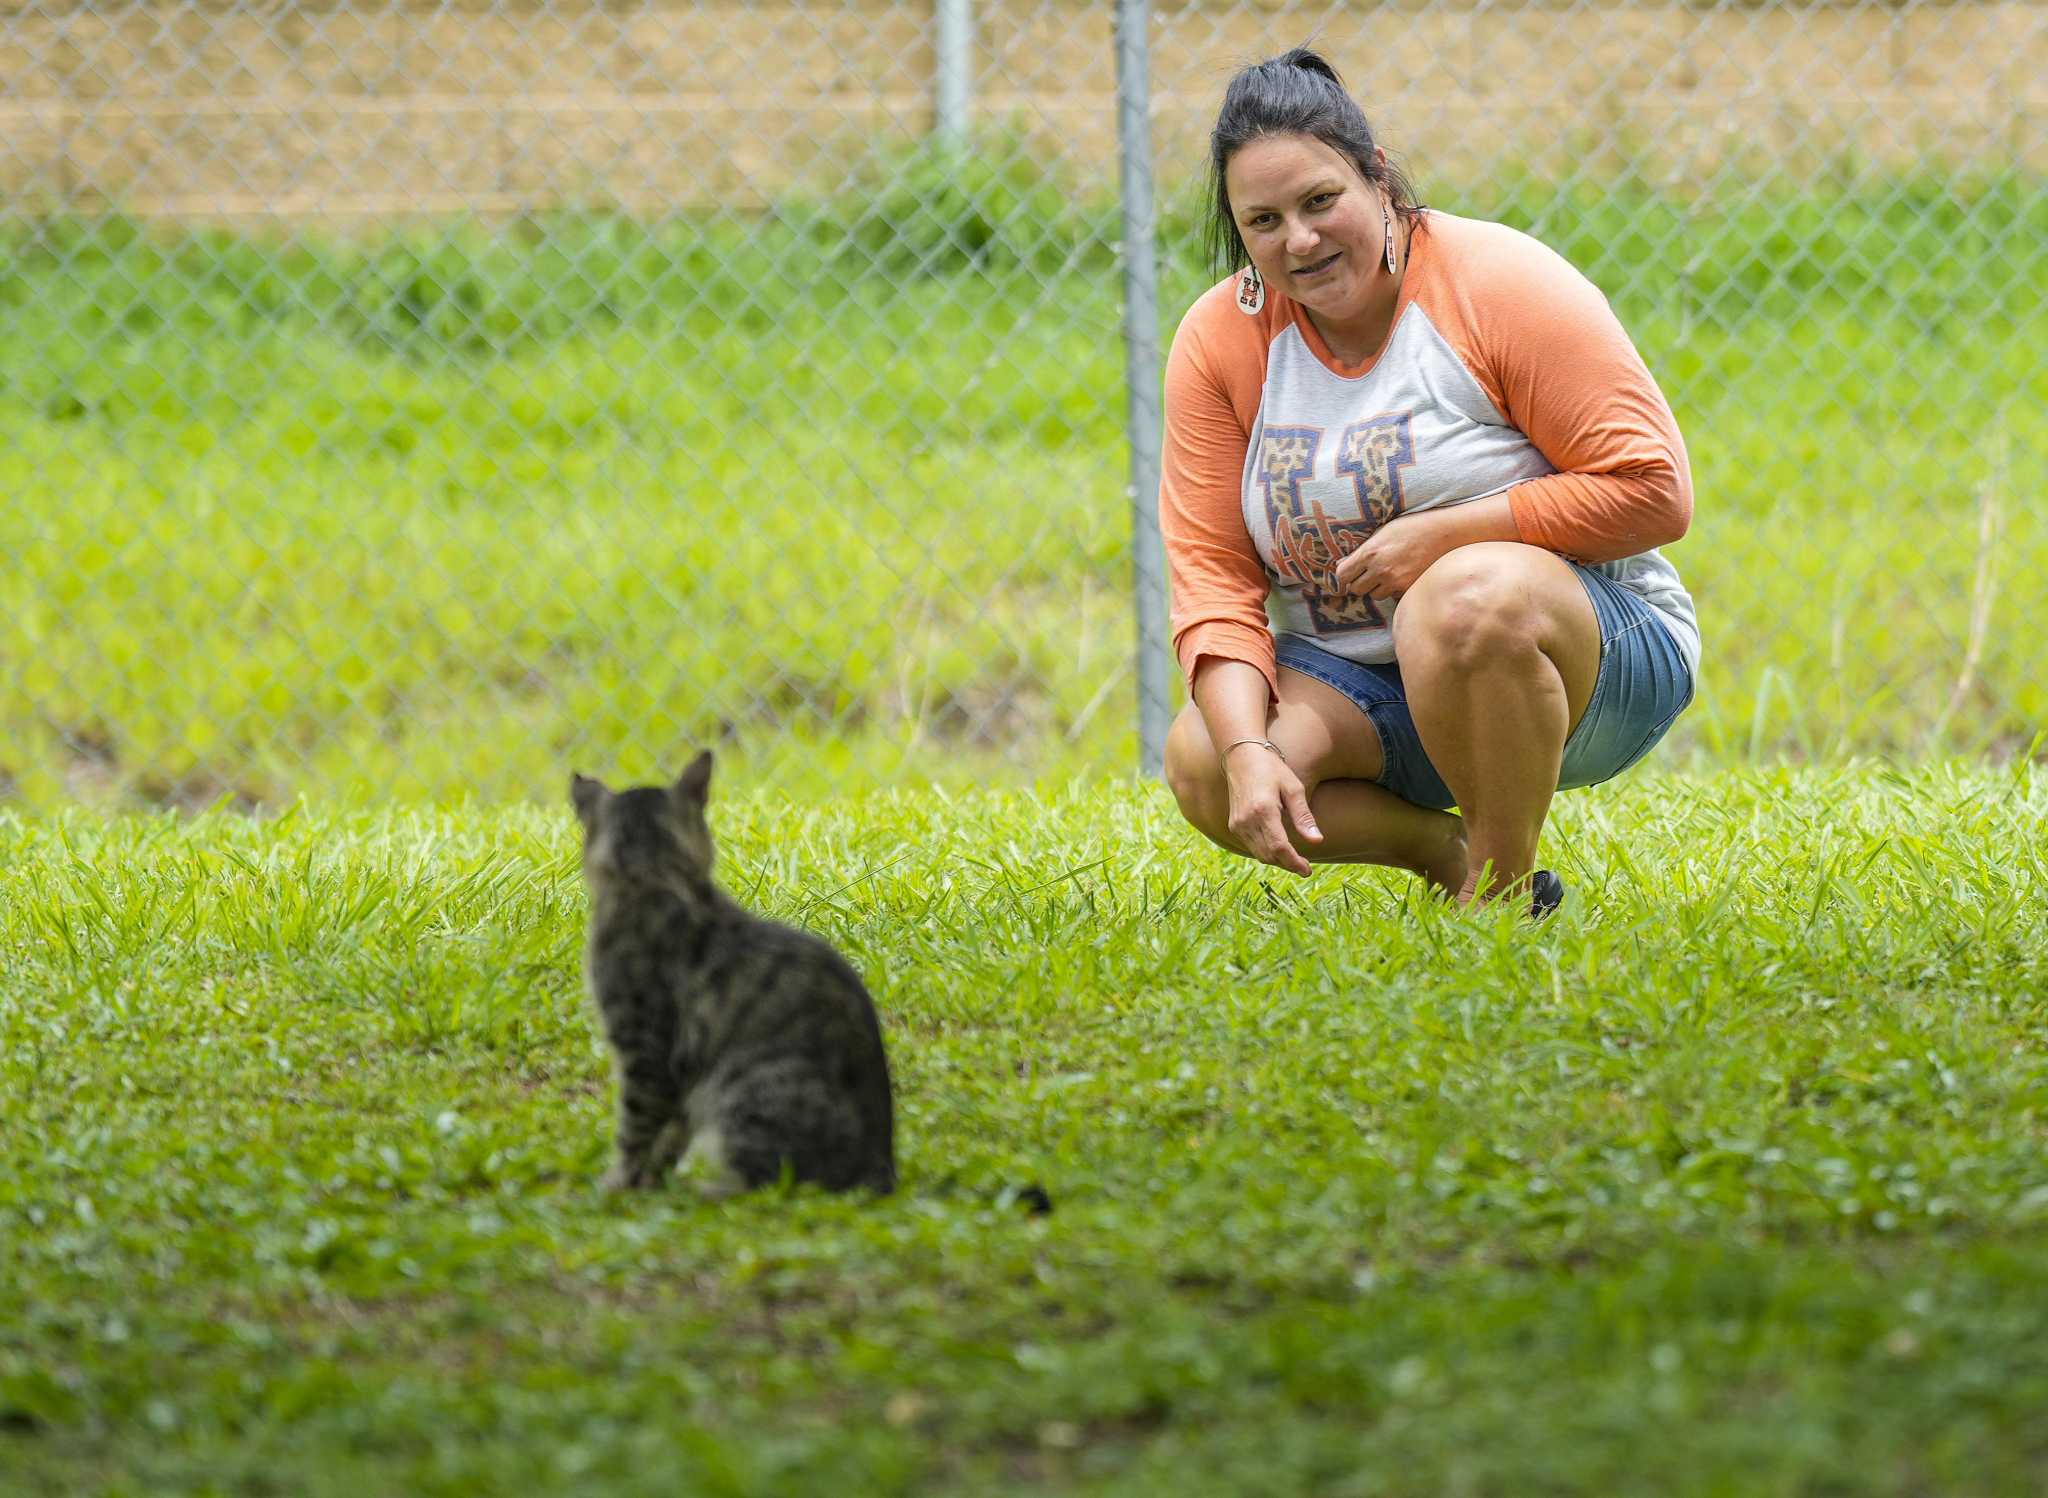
[1160,301,1280,698]
[1331,227,1691,597]
[1159,295,1322,875]
[1402,223,1693,565]
[1478,239,1693,561]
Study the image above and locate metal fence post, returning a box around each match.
[934,0,973,144]
[1113,0,1172,776]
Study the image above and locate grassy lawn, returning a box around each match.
[4,764,2046,1494]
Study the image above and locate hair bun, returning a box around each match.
[1277,46,1344,88]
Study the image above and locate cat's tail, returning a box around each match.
[995,1182,1054,1216]
[926,1174,1053,1215]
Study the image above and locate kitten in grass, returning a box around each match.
[570,752,897,1197]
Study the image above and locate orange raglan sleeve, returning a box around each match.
[1457,230,1693,561]
[1159,296,1278,697]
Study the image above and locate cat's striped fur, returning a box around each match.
[571,753,896,1196]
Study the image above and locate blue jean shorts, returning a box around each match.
[1273,567,1695,812]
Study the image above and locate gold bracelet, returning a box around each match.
[1222,737,1287,764]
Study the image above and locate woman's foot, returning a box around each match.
[1442,863,1564,916]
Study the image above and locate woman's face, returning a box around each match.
[1225,133,1387,321]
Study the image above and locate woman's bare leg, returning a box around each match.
[1391,543,1602,904]
[1164,667,1468,894]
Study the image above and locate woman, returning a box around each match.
[1161,47,1699,915]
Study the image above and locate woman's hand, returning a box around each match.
[1223,741,1321,877]
[1332,508,1464,601]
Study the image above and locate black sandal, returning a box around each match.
[1529,870,1566,921]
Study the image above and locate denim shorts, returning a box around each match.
[1273,567,1696,812]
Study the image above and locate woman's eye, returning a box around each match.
[1308,193,1335,209]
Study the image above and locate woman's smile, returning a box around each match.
[1293,251,1342,282]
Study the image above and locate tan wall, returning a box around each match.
[1,1,2041,220]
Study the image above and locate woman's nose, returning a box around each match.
[1285,220,1319,257]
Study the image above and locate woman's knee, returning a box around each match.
[1393,543,1565,673]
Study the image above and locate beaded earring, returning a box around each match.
[1236,264,1265,314]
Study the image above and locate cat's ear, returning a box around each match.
[673,750,714,806]
[569,772,608,828]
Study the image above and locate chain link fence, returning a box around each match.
[3,0,2043,808]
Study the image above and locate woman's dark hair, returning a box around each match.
[1206,46,1421,278]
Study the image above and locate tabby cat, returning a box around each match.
[571,753,896,1196]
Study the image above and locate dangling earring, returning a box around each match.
[1383,203,1397,275]
[1236,264,1265,314]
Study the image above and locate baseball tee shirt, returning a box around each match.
[1160,209,1699,697]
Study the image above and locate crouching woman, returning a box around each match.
[1161,48,1700,914]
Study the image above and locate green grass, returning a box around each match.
[2,169,2045,806]
[3,766,2047,1494]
